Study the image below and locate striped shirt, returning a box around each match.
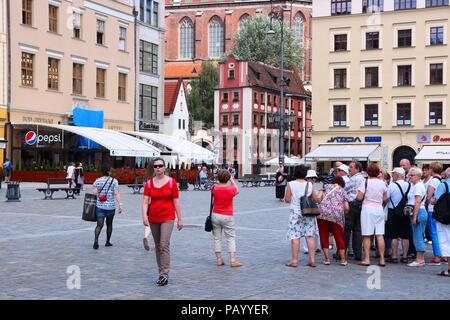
[93,176,119,210]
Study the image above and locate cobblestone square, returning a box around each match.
[0,183,448,300]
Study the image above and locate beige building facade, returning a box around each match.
[0,0,8,163]
[7,0,135,130]
[311,1,450,172]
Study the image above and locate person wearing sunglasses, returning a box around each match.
[142,158,183,286]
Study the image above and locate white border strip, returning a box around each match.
[85,1,134,23]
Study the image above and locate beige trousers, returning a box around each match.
[212,213,236,253]
[150,220,174,277]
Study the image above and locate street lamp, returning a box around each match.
[267,2,286,165]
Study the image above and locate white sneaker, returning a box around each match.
[407,261,425,267]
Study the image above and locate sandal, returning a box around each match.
[307,262,316,268]
[387,257,398,263]
[400,257,409,264]
[323,260,331,265]
[285,262,298,268]
[358,262,370,267]
[439,269,450,277]
[340,260,348,266]
[217,260,225,266]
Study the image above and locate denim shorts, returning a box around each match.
[95,207,115,220]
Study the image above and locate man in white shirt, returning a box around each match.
[385,167,411,263]
[66,162,75,188]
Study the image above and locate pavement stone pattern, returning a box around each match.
[0,182,449,300]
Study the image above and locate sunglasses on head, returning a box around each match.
[153,164,164,169]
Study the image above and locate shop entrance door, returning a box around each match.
[392,146,416,168]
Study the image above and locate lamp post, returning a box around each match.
[267,2,286,165]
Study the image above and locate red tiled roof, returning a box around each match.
[164,79,185,115]
[164,61,203,79]
[246,61,308,96]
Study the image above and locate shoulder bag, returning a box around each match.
[300,182,320,216]
[204,186,214,232]
[82,177,111,222]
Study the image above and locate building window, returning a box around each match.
[239,14,251,31]
[183,119,185,130]
[22,0,33,26]
[331,0,351,15]
[260,113,265,127]
[139,0,145,22]
[253,92,258,104]
[334,34,347,51]
[430,63,443,85]
[49,5,58,33]
[96,68,106,98]
[208,16,224,58]
[139,40,158,75]
[398,29,412,47]
[139,84,158,120]
[228,69,235,80]
[267,136,271,153]
[222,92,228,102]
[179,17,194,59]
[178,119,181,129]
[430,27,444,45]
[333,105,347,127]
[233,136,238,151]
[21,52,34,87]
[268,95,272,106]
[397,65,412,86]
[72,63,83,95]
[395,0,417,10]
[47,58,59,90]
[260,94,265,104]
[426,0,448,6]
[364,104,378,126]
[222,114,229,126]
[73,12,82,39]
[232,113,239,126]
[334,69,347,89]
[365,67,379,87]
[429,102,443,125]
[294,13,304,47]
[397,103,411,126]
[118,73,127,101]
[233,91,239,102]
[153,2,159,28]
[119,27,126,51]
[362,0,384,13]
[366,32,379,49]
[222,135,227,159]
[146,0,151,24]
[96,20,105,45]
[253,113,258,126]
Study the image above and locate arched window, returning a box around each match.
[208,16,224,58]
[294,13,304,47]
[179,17,194,59]
[238,14,251,31]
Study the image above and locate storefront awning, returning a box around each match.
[13,123,160,157]
[305,144,381,162]
[415,145,450,162]
[124,131,215,162]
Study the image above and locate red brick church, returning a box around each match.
[164,0,312,82]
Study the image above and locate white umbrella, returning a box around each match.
[264,156,304,166]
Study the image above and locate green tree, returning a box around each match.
[187,60,219,127]
[231,14,303,70]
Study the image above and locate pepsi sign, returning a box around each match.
[25,131,62,146]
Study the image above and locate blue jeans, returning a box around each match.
[412,209,428,253]
[427,211,442,257]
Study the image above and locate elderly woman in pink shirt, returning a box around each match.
[356,163,388,267]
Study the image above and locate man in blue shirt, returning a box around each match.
[432,167,450,276]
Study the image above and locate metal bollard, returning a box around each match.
[6,181,21,202]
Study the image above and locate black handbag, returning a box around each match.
[204,187,214,232]
[82,193,97,222]
[300,182,320,216]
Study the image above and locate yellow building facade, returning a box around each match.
[311,2,450,172]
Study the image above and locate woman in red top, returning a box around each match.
[212,170,242,267]
[141,158,183,286]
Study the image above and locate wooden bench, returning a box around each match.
[36,178,80,200]
[127,176,145,194]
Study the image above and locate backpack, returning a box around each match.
[390,182,411,215]
[4,161,11,170]
[433,181,450,225]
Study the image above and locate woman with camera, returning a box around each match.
[92,164,123,250]
[406,167,428,267]
[141,158,183,286]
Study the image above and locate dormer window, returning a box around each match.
[228,62,235,80]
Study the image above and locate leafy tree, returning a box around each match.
[231,14,303,70]
[187,60,219,127]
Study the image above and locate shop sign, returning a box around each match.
[327,136,361,143]
[433,135,450,143]
[25,131,61,146]
[417,134,431,143]
[365,136,382,143]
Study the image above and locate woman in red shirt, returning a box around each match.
[141,158,183,286]
[212,170,242,267]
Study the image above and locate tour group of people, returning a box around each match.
[87,156,450,287]
[280,159,450,278]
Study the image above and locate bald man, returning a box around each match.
[400,159,412,182]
